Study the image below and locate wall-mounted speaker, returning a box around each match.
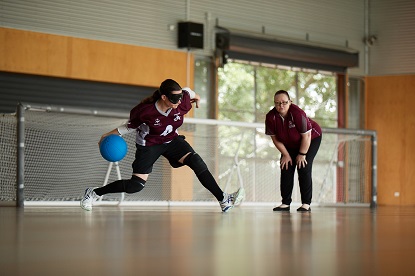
[178,22,204,49]
[216,32,230,50]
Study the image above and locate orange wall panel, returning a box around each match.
[1,28,70,76]
[366,75,415,206]
[0,27,192,88]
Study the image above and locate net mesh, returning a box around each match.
[0,107,373,205]
[0,113,17,200]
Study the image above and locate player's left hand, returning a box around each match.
[190,95,200,108]
[296,154,308,169]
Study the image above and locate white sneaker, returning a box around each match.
[219,187,245,212]
[80,187,100,211]
[232,187,245,206]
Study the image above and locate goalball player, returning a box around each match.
[81,79,245,212]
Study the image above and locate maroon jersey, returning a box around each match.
[265,104,322,149]
[126,91,192,146]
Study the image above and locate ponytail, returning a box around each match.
[140,89,161,104]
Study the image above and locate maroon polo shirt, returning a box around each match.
[126,91,192,146]
[265,104,322,150]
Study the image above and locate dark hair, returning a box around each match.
[141,79,182,104]
[274,90,291,100]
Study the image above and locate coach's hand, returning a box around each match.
[280,155,292,170]
[296,154,308,169]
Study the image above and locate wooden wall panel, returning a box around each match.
[366,75,415,206]
[400,76,415,205]
[405,103,415,204]
[1,28,69,76]
[0,27,192,88]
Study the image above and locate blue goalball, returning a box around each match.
[99,134,128,162]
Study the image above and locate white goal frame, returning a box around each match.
[4,103,377,208]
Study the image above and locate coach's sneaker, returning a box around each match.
[219,187,245,212]
[80,187,100,211]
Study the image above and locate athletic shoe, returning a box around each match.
[80,187,100,211]
[232,187,245,206]
[219,187,245,212]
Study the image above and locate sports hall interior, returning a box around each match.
[1,1,415,275]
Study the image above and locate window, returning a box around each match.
[348,77,365,129]
[193,57,211,119]
[218,61,337,127]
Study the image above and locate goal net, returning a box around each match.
[0,104,377,207]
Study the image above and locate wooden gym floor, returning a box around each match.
[1,205,414,276]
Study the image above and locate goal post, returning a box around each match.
[183,117,378,208]
[0,103,377,208]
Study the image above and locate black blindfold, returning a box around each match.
[167,92,183,104]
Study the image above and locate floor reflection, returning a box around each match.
[0,206,414,275]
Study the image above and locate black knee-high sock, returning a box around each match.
[94,176,146,196]
[94,180,125,196]
[196,170,224,201]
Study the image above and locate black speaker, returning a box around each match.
[178,22,204,49]
[216,32,230,50]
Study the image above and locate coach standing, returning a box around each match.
[265,90,322,212]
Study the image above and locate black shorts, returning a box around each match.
[132,135,195,174]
